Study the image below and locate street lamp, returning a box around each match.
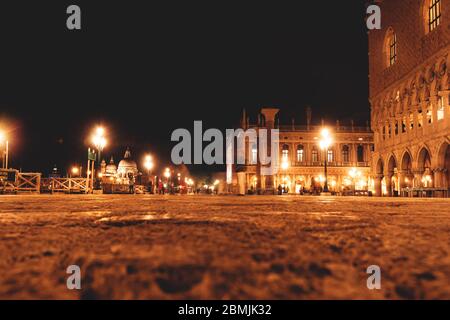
[71,166,80,177]
[0,130,9,169]
[319,128,333,193]
[144,154,154,193]
[92,127,107,163]
[164,168,171,193]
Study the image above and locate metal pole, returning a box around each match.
[5,141,9,169]
[323,148,329,193]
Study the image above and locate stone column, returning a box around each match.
[385,175,393,197]
[397,170,406,196]
[374,174,383,197]
[413,170,423,188]
[237,172,247,195]
[433,168,444,188]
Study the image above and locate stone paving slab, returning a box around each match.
[0,195,449,299]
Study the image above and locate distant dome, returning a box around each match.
[105,157,117,176]
[117,148,138,178]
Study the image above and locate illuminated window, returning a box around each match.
[312,148,319,163]
[429,0,442,32]
[282,144,289,161]
[327,149,334,162]
[437,96,445,120]
[296,145,304,162]
[402,117,407,133]
[388,33,397,66]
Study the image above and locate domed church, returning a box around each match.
[117,148,138,179]
[100,148,139,183]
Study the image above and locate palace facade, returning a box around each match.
[229,107,374,195]
[369,0,450,196]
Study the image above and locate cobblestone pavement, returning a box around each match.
[0,194,449,300]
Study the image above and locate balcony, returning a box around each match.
[293,161,370,167]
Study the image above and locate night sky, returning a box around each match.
[0,1,369,175]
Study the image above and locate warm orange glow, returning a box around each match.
[319,128,332,150]
[144,154,154,171]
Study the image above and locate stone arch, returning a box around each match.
[417,146,432,171]
[436,141,450,188]
[400,150,414,189]
[401,149,413,172]
[376,158,384,175]
[386,154,399,196]
[387,154,398,175]
[374,158,385,197]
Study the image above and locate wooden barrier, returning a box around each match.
[16,173,41,193]
[41,178,88,194]
[1,170,41,193]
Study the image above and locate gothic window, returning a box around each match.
[429,0,442,32]
[384,29,397,67]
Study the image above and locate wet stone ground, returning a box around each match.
[0,194,449,300]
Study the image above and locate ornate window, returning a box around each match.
[389,33,397,66]
[384,28,397,67]
[342,145,350,162]
[282,144,289,161]
[357,145,365,163]
[429,0,442,32]
[312,147,319,163]
[296,145,304,163]
[327,149,334,162]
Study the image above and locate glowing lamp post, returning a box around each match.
[144,155,154,193]
[0,131,9,169]
[164,168,171,193]
[92,127,107,164]
[319,128,332,193]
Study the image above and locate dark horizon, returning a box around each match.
[0,1,370,175]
